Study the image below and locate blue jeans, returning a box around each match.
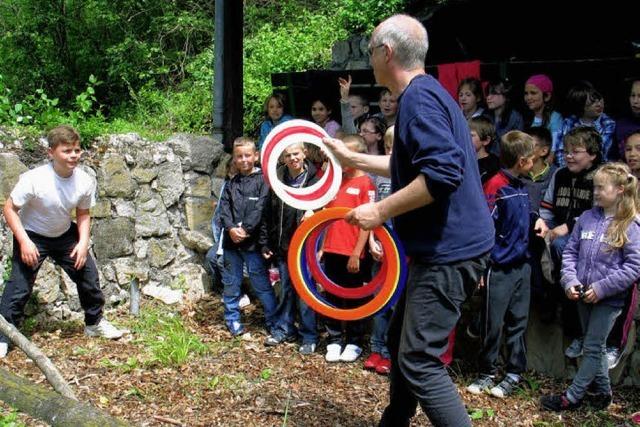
[567,302,621,402]
[370,262,392,358]
[272,260,317,344]
[204,246,224,293]
[221,249,277,331]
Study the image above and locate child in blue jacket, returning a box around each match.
[467,131,547,398]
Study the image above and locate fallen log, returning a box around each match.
[0,314,75,400]
[0,367,130,426]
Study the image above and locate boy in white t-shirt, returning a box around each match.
[0,125,123,358]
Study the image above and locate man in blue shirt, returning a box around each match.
[325,14,494,427]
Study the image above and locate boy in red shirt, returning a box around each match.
[320,135,376,363]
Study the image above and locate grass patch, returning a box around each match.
[0,409,24,427]
[128,306,209,367]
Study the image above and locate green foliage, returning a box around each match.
[2,256,11,282]
[468,407,495,420]
[0,0,407,141]
[0,409,24,427]
[243,9,347,132]
[130,307,209,367]
[334,0,406,33]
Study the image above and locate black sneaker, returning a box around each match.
[540,394,582,411]
[587,393,612,410]
[264,333,296,346]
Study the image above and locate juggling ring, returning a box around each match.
[304,224,388,299]
[261,119,342,210]
[288,207,408,321]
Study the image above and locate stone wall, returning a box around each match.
[330,35,371,70]
[0,132,228,324]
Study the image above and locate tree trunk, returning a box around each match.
[0,368,130,426]
[0,314,76,400]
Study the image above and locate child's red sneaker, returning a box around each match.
[364,352,382,370]
[375,357,391,375]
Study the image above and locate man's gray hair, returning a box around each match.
[372,14,428,70]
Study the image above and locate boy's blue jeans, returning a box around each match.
[272,260,317,344]
[221,248,277,331]
[370,262,392,358]
[567,302,621,402]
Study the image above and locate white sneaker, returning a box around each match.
[339,344,362,362]
[239,294,251,309]
[0,342,8,358]
[325,343,342,362]
[85,319,124,339]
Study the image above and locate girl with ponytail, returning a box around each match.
[541,163,640,412]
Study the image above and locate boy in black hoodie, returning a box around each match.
[263,142,319,354]
[219,137,277,336]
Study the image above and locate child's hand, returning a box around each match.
[477,276,485,289]
[549,224,569,242]
[338,75,352,101]
[369,239,383,261]
[566,285,581,301]
[534,218,548,238]
[347,254,360,273]
[262,249,273,260]
[583,287,599,303]
[301,210,314,222]
[20,239,40,268]
[229,227,247,243]
[70,242,89,270]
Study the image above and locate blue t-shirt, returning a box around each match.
[390,74,495,263]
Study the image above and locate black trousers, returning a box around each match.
[379,253,488,427]
[0,225,104,332]
[323,252,371,346]
[479,262,531,376]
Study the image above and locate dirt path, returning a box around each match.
[1,298,638,426]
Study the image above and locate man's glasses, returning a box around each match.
[368,43,385,56]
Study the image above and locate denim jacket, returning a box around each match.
[561,207,640,306]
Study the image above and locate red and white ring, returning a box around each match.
[261,119,342,210]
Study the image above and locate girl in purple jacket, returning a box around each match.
[541,163,640,412]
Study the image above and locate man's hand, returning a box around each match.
[338,75,352,102]
[534,217,548,238]
[549,224,569,242]
[347,254,360,273]
[322,137,355,168]
[345,202,385,231]
[70,242,88,270]
[20,239,40,268]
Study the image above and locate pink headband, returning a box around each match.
[526,74,553,94]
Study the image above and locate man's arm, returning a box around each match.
[346,174,433,230]
[323,137,391,177]
[3,197,39,267]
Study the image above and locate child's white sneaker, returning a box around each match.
[0,342,8,358]
[339,344,362,362]
[85,319,124,339]
[325,343,342,362]
[239,294,251,309]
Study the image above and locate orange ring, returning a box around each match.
[288,207,407,321]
